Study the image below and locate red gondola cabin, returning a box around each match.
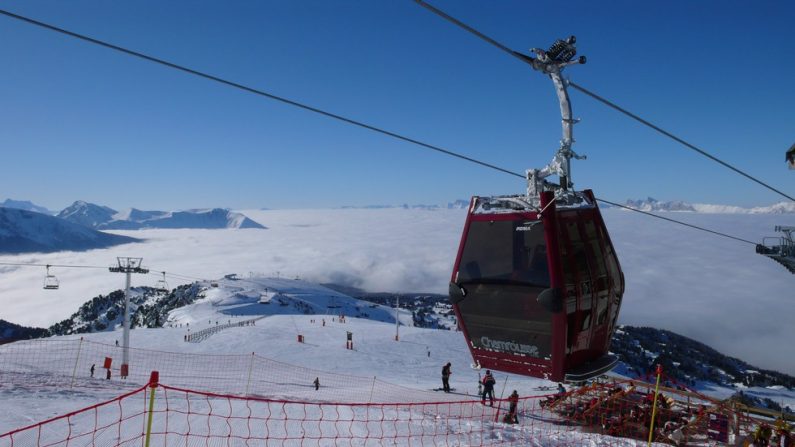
[449,190,624,382]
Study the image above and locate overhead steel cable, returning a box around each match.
[0,8,518,179]
[0,261,107,269]
[0,9,760,247]
[414,0,524,64]
[413,0,795,203]
[568,82,795,202]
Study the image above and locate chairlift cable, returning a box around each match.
[594,198,757,246]
[0,9,765,249]
[413,0,795,203]
[568,83,795,202]
[414,0,526,64]
[0,261,107,269]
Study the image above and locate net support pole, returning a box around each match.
[144,371,159,447]
[369,376,376,403]
[494,375,509,422]
[647,364,663,446]
[69,337,83,389]
[245,352,255,396]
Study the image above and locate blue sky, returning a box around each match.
[1,0,793,211]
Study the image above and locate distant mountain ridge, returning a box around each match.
[0,207,139,254]
[57,201,266,230]
[0,199,53,215]
[5,197,792,215]
[341,198,794,213]
[340,203,451,210]
[620,197,795,214]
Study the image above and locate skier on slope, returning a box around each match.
[441,362,452,392]
[481,370,496,406]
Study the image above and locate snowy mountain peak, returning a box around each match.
[57,201,118,228]
[57,203,266,230]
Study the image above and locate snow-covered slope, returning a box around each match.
[169,277,404,327]
[0,278,550,433]
[0,207,138,254]
[3,281,795,436]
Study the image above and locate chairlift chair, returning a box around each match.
[786,142,795,170]
[756,226,795,274]
[155,271,169,293]
[448,37,624,383]
[43,265,59,290]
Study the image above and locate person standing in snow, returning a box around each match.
[504,390,519,423]
[481,370,496,406]
[90,364,95,377]
[314,377,320,391]
[441,362,452,392]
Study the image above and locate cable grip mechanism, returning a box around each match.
[525,36,587,201]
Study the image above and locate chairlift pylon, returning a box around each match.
[43,265,59,290]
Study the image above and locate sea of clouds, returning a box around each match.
[0,207,791,375]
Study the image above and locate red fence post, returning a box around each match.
[647,364,663,446]
[144,371,159,447]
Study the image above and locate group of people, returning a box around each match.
[89,363,112,380]
[753,419,793,447]
[440,363,523,424]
